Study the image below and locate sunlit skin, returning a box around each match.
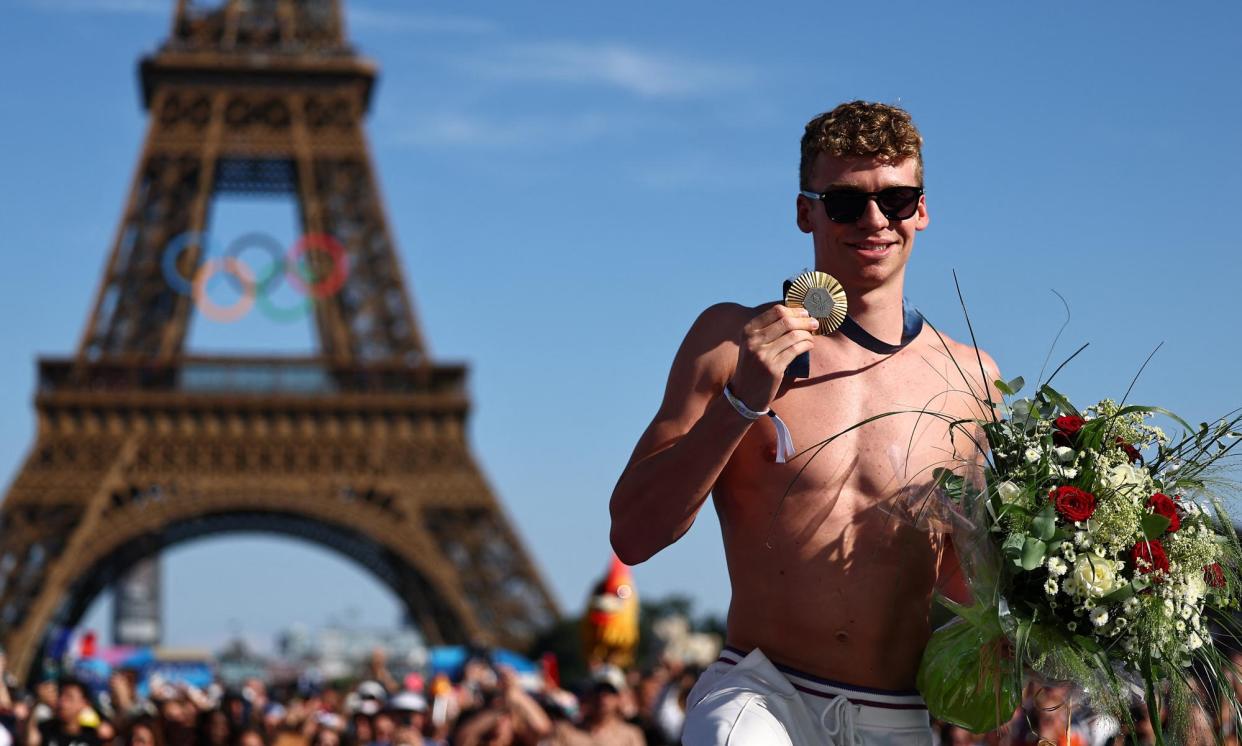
[611,153,994,689]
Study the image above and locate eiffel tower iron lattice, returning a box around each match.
[0,0,558,681]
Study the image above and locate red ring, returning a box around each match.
[286,234,348,300]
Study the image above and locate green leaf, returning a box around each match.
[1073,634,1103,654]
[1102,581,1137,604]
[994,379,1014,396]
[917,619,1021,732]
[1006,376,1025,395]
[1021,538,1048,571]
[1040,385,1081,417]
[1002,532,1026,560]
[1032,503,1058,542]
[1141,513,1171,540]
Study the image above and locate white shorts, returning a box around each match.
[682,647,933,746]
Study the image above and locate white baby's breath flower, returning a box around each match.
[1074,531,1091,548]
[1090,607,1110,627]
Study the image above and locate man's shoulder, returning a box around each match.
[675,301,777,378]
[686,301,776,343]
[917,326,1000,380]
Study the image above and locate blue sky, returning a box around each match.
[1,0,1240,652]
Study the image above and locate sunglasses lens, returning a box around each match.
[821,192,868,223]
[876,187,921,219]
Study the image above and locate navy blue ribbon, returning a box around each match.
[783,300,923,379]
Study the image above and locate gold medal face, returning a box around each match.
[784,271,848,335]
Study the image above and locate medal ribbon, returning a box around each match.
[837,302,924,355]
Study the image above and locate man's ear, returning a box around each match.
[915,195,929,231]
[795,194,814,234]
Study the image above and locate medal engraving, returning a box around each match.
[784,270,848,335]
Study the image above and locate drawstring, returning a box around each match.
[820,695,862,746]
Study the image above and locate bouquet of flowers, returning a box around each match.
[915,363,1242,741]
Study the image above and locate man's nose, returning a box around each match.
[855,196,889,230]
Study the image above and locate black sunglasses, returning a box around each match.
[799,186,924,224]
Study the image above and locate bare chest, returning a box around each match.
[716,338,981,536]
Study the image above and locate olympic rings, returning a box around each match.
[192,258,256,323]
[286,234,348,300]
[161,230,350,324]
[161,231,220,296]
[225,231,286,294]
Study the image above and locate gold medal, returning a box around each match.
[784,270,848,335]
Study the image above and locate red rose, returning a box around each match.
[1131,540,1170,576]
[1054,416,1086,446]
[1048,485,1097,522]
[1205,562,1227,589]
[1146,493,1180,533]
[1115,437,1141,464]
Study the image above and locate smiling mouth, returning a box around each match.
[848,242,895,254]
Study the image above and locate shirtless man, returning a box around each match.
[609,101,997,745]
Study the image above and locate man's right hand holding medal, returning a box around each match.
[727,304,820,414]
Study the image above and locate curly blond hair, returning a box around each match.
[799,101,924,189]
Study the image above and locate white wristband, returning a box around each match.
[722,384,795,463]
[722,383,768,419]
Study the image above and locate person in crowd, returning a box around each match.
[123,716,164,746]
[579,667,643,746]
[28,677,100,746]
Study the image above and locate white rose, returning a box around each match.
[996,481,1022,504]
[1102,462,1150,495]
[1071,553,1119,597]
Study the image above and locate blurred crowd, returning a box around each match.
[6,649,1242,746]
[0,651,706,746]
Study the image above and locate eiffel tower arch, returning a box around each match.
[0,0,558,682]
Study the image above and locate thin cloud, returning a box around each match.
[459,41,755,98]
[384,110,654,150]
[22,0,166,14]
[347,7,499,35]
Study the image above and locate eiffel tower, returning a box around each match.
[0,0,557,681]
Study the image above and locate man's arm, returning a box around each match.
[936,347,1004,606]
[609,302,817,565]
